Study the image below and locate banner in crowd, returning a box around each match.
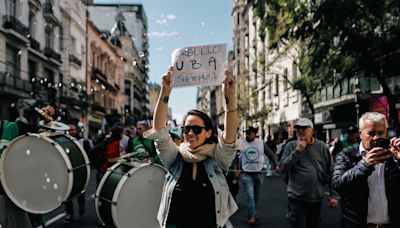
[170,43,227,88]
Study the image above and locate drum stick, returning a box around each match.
[119,152,139,160]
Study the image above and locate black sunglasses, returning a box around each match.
[181,125,206,134]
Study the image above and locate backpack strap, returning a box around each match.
[304,150,322,173]
[0,120,4,194]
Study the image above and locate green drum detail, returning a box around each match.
[96,162,166,228]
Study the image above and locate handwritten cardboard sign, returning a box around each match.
[171,43,226,88]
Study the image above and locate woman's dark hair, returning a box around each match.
[110,125,123,140]
[182,109,218,144]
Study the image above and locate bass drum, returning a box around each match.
[96,161,166,228]
[0,132,90,214]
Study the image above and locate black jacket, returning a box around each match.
[332,144,400,228]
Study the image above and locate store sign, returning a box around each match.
[315,110,332,124]
[369,96,400,122]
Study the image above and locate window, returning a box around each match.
[6,44,20,77]
[92,51,96,67]
[262,91,265,104]
[292,61,297,80]
[245,34,249,50]
[45,26,53,48]
[59,73,63,95]
[283,68,288,91]
[28,60,36,80]
[6,0,16,16]
[81,45,84,59]
[29,12,36,38]
[43,68,54,83]
[59,27,64,50]
[71,36,76,54]
[268,81,272,99]
[274,74,279,96]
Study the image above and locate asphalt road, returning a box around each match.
[37,171,341,228]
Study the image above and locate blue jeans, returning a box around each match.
[240,172,264,216]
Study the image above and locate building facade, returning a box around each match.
[59,0,88,127]
[87,19,124,135]
[232,1,400,142]
[232,0,302,140]
[88,3,150,122]
[0,0,63,122]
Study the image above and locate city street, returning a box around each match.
[39,171,341,228]
[0,0,398,227]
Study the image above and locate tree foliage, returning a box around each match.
[250,0,400,127]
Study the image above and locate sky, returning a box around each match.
[94,0,234,124]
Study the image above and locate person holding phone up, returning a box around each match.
[332,112,400,228]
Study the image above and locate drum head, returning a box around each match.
[114,164,166,228]
[0,134,71,213]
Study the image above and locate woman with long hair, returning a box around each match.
[145,67,238,228]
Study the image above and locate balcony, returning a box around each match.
[0,72,32,94]
[43,3,61,26]
[69,54,82,66]
[92,67,107,82]
[44,47,61,63]
[29,0,42,11]
[29,37,41,52]
[133,107,141,116]
[2,15,29,37]
[59,93,88,110]
[91,102,106,114]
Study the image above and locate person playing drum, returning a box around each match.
[144,67,238,228]
[0,105,55,228]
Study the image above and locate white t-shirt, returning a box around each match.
[239,138,265,172]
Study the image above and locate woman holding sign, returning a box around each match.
[144,67,238,228]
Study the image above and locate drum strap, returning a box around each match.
[0,120,3,140]
[138,137,157,157]
[0,120,4,194]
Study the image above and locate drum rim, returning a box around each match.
[95,162,123,225]
[95,162,144,226]
[95,162,168,227]
[0,133,74,213]
[111,163,167,228]
[63,134,91,195]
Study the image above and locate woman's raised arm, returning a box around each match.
[153,67,173,130]
[222,69,237,144]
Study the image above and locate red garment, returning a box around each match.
[100,139,120,173]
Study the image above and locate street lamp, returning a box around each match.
[353,82,361,127]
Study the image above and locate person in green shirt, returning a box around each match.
[0,120,19,157]
[341,125,359,149]
[131,120,162,165]
[1,105,55,228]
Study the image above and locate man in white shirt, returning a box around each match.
[239,126,265,226]
[332,112,400,228]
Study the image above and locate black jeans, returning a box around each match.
[288,197,322,228]
[65,192,86,216]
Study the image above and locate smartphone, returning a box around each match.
[375,138,390,149]
[375,138,391,158]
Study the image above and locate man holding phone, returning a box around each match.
[332,112,400,228]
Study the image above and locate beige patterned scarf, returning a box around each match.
[179,143,216,163]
